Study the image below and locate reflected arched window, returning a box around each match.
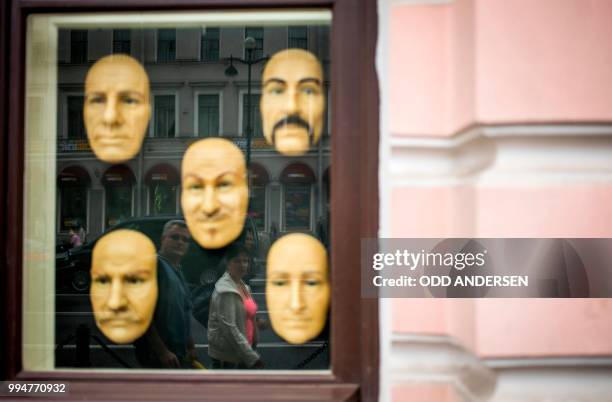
[57,165,90,232]
[249,162,269,231]
[280,162,315,231]
[102,165,135,229]
[145,163,179,215]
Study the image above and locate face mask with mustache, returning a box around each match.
[271,114,313,146]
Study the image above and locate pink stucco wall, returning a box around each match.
[392,384,462,402]
[390,184,612,357]
[476,0,612,124]
[389,0,612,137]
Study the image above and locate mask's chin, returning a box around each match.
[274,133,310,156]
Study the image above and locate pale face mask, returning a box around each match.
[84,55,151,164]
[261,49,325,156]
[181,138,248,249]
[266,233,330,344]
[90,229,157,344]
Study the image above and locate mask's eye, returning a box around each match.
[93,275,111,285]
[304,279,321,287]
[121,95,141,105]
[125,275,145,285]
[269,279,288,287]
[266,84,285,95]
[301,85,320,96]
[87,95,105,105]
[184,179,203,191]
[217,180,233,190]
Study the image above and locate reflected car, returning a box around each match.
[55,215,260,294]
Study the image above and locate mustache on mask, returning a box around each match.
[271,115,313,145]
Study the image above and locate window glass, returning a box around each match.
[66,96,86,139]
[201,27,219,61]
[284,184,312,230]
[288,26,308,50]
[113,29,131,54]
[197,94,220,137]
[105,186,133,228]
[245,27,264,59]
[149,182,177,215]
[70,29,88,63]
[23,10,332,373]
[154,95,176,138]
[242,93,263,138]
[59,186,88,233]
[250,185,266,231]
[157,29,176,62]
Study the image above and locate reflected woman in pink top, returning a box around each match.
[207,245,264,369]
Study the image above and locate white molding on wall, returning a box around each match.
[390,333,497,401]
[388,124,612,187]
[485,361,612,402]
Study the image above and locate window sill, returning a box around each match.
[18,371,359,401]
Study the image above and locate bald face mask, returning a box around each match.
[266,234,330,344]
[84,55,151,163]
[90,229,157,344]
[181,138,248,249]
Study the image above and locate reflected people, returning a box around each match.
[134,220,198,368]
[207,244,264,369]
[84,54,151,164]
[266,233,330,345]
[90,229,157,344]
[181,138,248,249]
[260,48,326,156]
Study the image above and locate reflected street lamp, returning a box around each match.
[224,37,267,171]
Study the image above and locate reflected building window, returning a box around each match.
[70,30,88,64]
[249,163,269,231]
[157,29,176,62]
[197,93,220,137]
[57,166,90,232]
[288,26,308,50]
[245,27,264,59]
[102,165,135,229]
[153,94,176,138]
[112,29,131,54]
[241,93,263,138]
[281,163,315,231]
[146,163,179,215]
[201,27,220,61]
[66,95,86,139]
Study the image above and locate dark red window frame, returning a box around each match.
[0,1,379,401]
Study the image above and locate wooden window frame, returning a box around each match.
[0,1,379,401]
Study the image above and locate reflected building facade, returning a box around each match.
[56,26,331,245]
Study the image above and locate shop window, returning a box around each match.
[241,93,263,138]
[244,27,263,59]
[157,28,176,62]
[201,27,219,61]
[70,29,88,64]
[113,29,131,54]
[288,26,308,50]
[196,93,220,137]
[66,95,86,139]
[11,5,378,400]
[153,94,176,138]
